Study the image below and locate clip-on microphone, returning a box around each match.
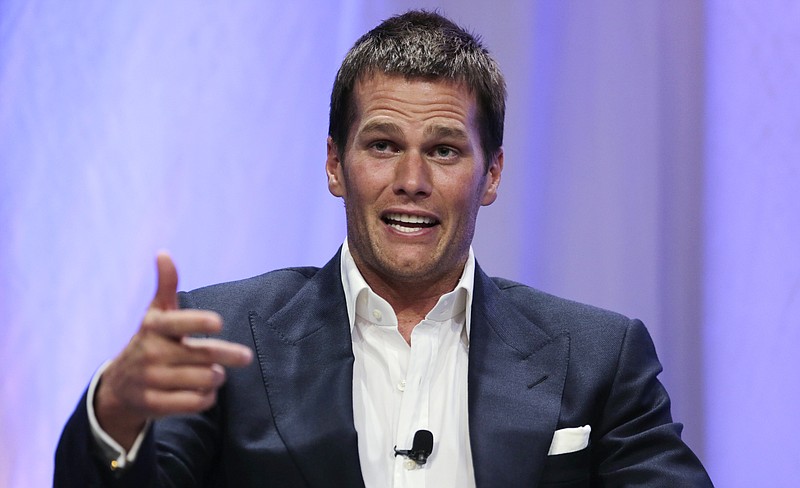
[394,429,434,466]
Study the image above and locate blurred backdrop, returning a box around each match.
[1,1,798,486]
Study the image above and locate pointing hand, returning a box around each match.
[94,252,253,450]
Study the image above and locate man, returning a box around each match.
[55,10,713,487]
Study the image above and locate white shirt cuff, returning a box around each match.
[87,360,151,471]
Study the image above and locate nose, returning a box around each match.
[392,151,432,199]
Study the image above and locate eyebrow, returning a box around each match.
[359,121,403,138]
[424,124,469,141]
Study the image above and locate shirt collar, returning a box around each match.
[340,239,475,337]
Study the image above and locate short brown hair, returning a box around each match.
[328,10,506,169]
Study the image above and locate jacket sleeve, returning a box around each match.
[591,319,713,486]
[54,384,223,487]
[54,389,159,488]
[53,287,222,487]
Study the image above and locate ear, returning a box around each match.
[326,136,346,197]
[480,148,503,206]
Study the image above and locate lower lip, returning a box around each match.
[384,221,437,237]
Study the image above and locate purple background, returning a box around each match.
[1,1,798,486]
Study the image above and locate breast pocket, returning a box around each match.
[538,445,591,487]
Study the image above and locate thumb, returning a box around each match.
[151,251,179,311]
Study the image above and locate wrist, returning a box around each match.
[94,373,148,450]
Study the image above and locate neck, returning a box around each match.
[353,258,466,344]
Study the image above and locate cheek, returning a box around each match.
[346,169,392,204]
[446,175,488,212]
[342,180,378,220]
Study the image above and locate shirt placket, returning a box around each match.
[393,320,438,487]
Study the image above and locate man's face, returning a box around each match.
[326,73,502,291]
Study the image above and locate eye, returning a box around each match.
[371,141,393,152]
[432,146,458,159]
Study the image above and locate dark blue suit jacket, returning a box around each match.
[55,252,712,487]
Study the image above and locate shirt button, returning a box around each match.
[404,459,417,470]
[397,380,406,392]
[372,309,382,321]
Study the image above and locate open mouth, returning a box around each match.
[382,212,439,234]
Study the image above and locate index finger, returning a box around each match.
[143,308,223,338]
[181,337,254,368]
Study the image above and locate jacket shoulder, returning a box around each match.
[178,266,321,314]
[489,276,633,337]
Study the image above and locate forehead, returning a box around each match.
[351,73,479,129]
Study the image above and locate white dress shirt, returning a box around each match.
[89,242,477,486]
[341,240,476,488]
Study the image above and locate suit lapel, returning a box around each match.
[246,257,568,487]
[249,253,365,488]
[469,266,570,488]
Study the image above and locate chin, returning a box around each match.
[385,260,443,283]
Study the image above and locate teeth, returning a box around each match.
[385,213,435,224]
[390,223,419,234]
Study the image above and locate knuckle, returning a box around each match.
[140,366,159,386]
[139,341,160,363]
[140,310,160,332]
[204,368,225,389]
[140,389,159,413]
[212,367,226,387]
[187,370,210,391]
[191,347,214,364]
[195,369,214,389]
[198,390,218,411]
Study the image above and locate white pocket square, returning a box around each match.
[548,425,591,455]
